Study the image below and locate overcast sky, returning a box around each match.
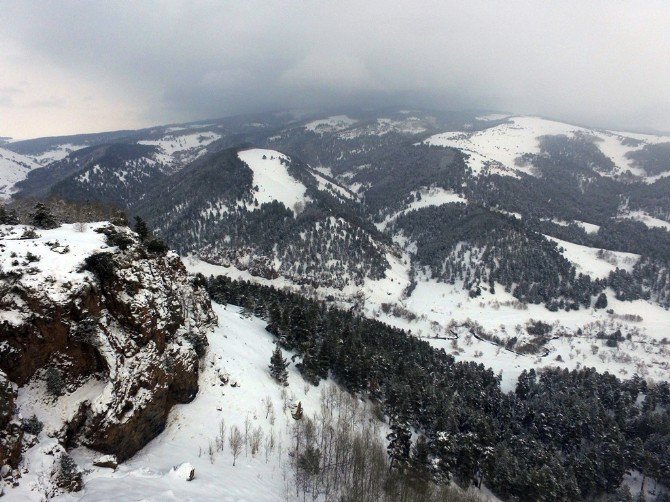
[1,0,669,139]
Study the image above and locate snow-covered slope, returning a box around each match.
[546,235,639,279]
[29,144,87,166]
[237,148,308,212]
[0,147,39,198]
[304,115,357,134]
[423,116,670,178]
[138,131,221,168]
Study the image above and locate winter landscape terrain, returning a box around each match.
[1,108,669,501]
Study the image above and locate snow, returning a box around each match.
[304,115,357,134]
[423,116,670,179]
[378,186,467,229]
[550,219,601,234]
[30,144,86,166]
[310,169,356,200]
[138,131,221,165]
[186,226,670,390]
[237,148,307,213]
[475,113,511,121]
[620,210,670,231]
[0,146,39,198]
[384,276,670,391]
[546,235,639,279]
[423,116,585,176]
[0,223,110,303]
[340,117,428,139]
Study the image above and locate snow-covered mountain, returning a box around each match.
[423,115,670,180]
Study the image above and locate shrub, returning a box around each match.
[146,237,169,255]
[22,414,44,435]
[54,453,83,492]
[81,253,116,285]
[45,367,65,397]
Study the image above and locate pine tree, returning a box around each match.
[0,205,19,225]
[387,418,412,470]
[134,216,150,241]
[30,203,58,229]
[269,346,289,385]
[595,292,608,309]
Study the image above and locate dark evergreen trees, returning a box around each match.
[269,346,289,385]
[595,292,608,309]
[30,202,58,229]
[387,418,412,470]
[134,216,150,241]
[204,275,670,501]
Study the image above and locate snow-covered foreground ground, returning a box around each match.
[9,304,313,500]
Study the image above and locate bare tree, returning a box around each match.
[229,426,243,466]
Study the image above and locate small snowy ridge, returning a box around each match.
[304,115,357,134]
[30,143,86,166]
[378,187,467,229]
[310,169,356,200]
[237,148,307,212]
[0,146,39,198]
[549,218,600,234]
[475,113,511,121]
[138,131,221,165]
[619,210,670,231]
[545,235,639,279]
[423,116,670,178]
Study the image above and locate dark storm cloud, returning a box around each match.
[1,0,669,137]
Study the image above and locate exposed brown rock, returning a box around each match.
[0,224,216,462]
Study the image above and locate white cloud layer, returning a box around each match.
[1,0,668,138]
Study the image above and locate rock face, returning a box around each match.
[0,371,22,469]
[0,222,217,461]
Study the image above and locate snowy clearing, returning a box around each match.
[237,149,307,213]
[304,115,357,134]
[545,235,639,279]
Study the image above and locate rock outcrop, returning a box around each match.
[0,222,216,462]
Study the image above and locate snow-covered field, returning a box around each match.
[29,144,87,166]
[377,186,467,229]
[187,234,670,392]
[546,235,639,279]
[620,210,670,231]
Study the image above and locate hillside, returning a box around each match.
[2,108,670,391]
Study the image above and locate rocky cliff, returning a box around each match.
[0,221,216,471]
